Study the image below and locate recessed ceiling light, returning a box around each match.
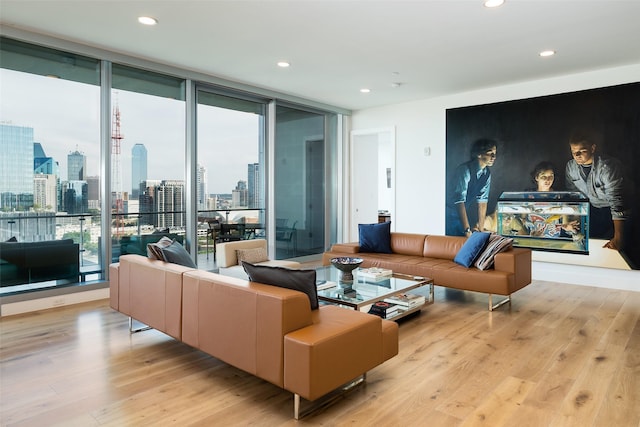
[539,50,556,57]
[138,16,158,26]
[360,88,371,93]
[277,61,290,68]
[484,0,505,8]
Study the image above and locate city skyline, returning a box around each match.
[1,68,260,195]
[2,122,260,220]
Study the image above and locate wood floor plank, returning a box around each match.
[2,281,639,426]
[592,298,640,427]
[460,376,536,427]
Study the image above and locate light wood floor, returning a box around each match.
[1,281,639,427]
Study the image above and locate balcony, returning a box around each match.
[0,209,266,295]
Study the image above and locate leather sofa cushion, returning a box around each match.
[114,255,196,340]
[181,269,314,388]
[390,232,427,256]
[423,235,466,259]
[284,305,393,401]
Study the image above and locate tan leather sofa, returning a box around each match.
[323,233,532,311]
[110,254,398,418]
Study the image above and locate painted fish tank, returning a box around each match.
[496,191,590,254]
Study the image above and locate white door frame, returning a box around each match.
[348,127,396,242]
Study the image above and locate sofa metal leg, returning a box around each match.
[129,317,152,333]
[293,373,367,420]
[488,294,511,311]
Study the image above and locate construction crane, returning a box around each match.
[112,102,124,236]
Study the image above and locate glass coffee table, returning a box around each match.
[315,266,434,320]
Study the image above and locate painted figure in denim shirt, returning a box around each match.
[565,131,630,250]
[446,138,497,237]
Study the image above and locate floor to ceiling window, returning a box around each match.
[196,90,266,267]
[0,37,101,294]
[109,64,186,264]
[0,35,343,297]
[274,105,329,259]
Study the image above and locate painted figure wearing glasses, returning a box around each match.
[446,138,498,237]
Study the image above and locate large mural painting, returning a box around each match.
[445,82,640,270]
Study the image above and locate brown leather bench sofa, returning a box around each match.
[323,233,532,311]
[109,254,398,418]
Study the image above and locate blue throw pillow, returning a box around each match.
[359,222,392,254]
[453,231,491,268]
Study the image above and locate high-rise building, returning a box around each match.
[61,180,88,214]
[131,143,147,198]
[207,194,218,210]
[86,176,100,210]
[138,179,185,228]
[0,124,35,211]
[139,179,161,226]
[33,174,58,211]
[156,180,185,228]
[67,149,86,181]
[232,180,248,208]
[197,164,208,210]
[247,163,261,209]
[34,142,60,176]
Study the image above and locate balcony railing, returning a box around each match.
[1,208,265,294]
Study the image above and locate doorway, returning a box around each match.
[349,128,395,241]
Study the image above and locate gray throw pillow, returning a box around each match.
[241,261,319,310]
[159,240,197,268]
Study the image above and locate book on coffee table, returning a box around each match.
[316,280,337,290]
[383,293,426,308]
[358,268,393,281]
[368,301,399,318]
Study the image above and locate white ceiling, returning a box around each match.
[1,0,639,111]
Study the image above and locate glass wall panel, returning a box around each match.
[1,36,344,296]
[196,91,265,269]
[110,64,186,263]
[1,37,101,293]
[274,106,326,259]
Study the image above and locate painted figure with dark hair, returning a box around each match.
[527,161,556,192]
[565,131,631,250]
[446,138,497,237]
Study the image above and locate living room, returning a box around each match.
[1,1,639,425]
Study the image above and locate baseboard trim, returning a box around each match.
[1,287,109,317]
[533,261,639,292]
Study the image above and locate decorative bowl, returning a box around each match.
[330,257,364,283]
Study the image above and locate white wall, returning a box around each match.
[351,63,640,291]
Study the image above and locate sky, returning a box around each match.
[0,68,260,195]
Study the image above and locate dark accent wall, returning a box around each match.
[446,82,640,270]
